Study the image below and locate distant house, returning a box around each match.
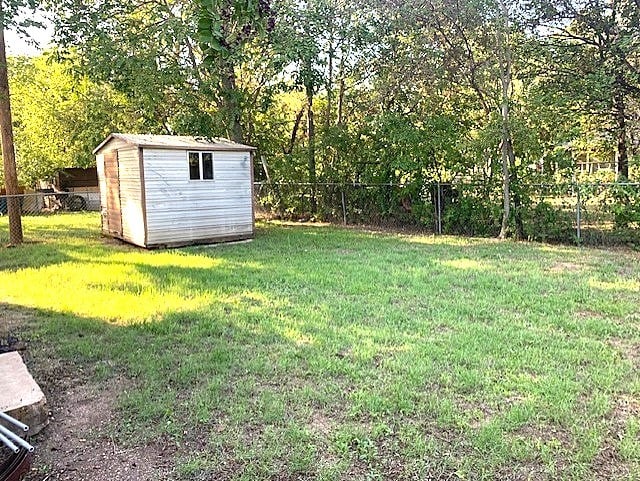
[94,134,256,248]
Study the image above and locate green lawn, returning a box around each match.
[1,213,639,480]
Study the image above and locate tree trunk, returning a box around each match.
[0,15,23,245]
[498,127,512,240]
[337,53,345,126]
[283,107,305,155]
[325,31,334,130]
[220,61,244,143]
[614,84,629,180]
[306,81,316,214]
[337,77,345,126]
[498,0,513,240]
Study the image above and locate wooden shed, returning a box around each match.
[93,134,256,248]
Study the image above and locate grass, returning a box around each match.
[1,213,639,480]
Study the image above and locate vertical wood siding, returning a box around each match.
[104,151,122,236]
[142,148,254,245]
[95,138,146,246]
[96,153,108,232]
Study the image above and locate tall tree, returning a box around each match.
[395,0,524,237]
[49,0,211,135]
[10,54,143,185]
[530,0,640,179]
[197,0,276,142]
[0,0,39,245]
[275,0,327,210]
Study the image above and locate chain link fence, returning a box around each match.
[255,181,640,246]
[0,183,637,247]
[0,190,100,244]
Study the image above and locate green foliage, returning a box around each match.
[8,54,142,185]
[14,0,636,240]
[442,187,503,237]
[1,0,41,30]
[606,183,640,229]
[521,201,574,243]
[48,0,208,133]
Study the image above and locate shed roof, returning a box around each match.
[93,133,256,155]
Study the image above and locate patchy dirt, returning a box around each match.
[26,379,176,481]
[548,261,583,273]
[608,338,640,367]
[0,305,34,333]
[515,422,573,448]
[591,444,632,481]
[309,411,334,436]
[0,306,177,481]
[611,395,640,426]
[576,309,604,319]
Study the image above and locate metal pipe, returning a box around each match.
[0,412,29,432]
[576,185,581,241]
[437,181,442,235]
[0,425,33,453]
[0,431,19,454]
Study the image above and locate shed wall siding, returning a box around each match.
[117,146,146,246]
[142,148,253,245]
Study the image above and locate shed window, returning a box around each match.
[188,151,214,180]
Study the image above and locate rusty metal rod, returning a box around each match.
[0,412,28,432]
[0,449,32,481]
[0,425,33,453]
[0,431,19,454]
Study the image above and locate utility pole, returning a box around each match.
[0,3,24,245]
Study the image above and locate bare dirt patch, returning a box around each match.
[587,396,639,481]
[27,379,176,481]
[548,261,583,273]
[611,395,640,426]
[0,305,177,481]
[309,411,334,436]
[576,309,604,319]
[591,444,631,481]
[514,422,572,448]
[0,304,35,334]
[608,338,640,367]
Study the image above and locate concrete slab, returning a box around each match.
[0,352,48,435]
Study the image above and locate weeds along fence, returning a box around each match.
[0,183,637,247]
[254,181,640,246]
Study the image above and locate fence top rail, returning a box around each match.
[0,181,636,198]
[253,181,640,188]
[0,191,98,199]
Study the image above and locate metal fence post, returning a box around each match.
[437,181,443,234]
[341,188,347,225]
[576,183,581,242]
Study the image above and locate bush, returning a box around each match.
[606,183,640,229]
[521,201,574,243]
[442,193,502,237]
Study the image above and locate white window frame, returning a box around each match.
[188,151,215,181]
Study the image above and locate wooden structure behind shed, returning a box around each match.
[55,167,98,190]
[94,134,256,248]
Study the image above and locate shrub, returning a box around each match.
[442,193,502,237]
[606,183,640,229]
[521,201,574,243]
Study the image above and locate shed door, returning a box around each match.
[104,151,123,237]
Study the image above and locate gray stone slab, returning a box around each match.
[0,352,48,435]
